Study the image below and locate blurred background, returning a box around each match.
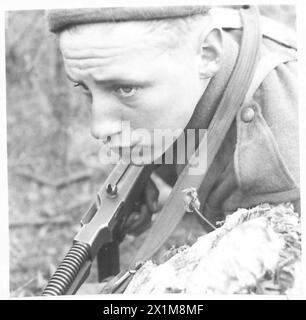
[6,6,296,296]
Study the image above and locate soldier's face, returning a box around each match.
[60,21,208,163]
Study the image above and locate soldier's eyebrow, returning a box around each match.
[95,77,152,87]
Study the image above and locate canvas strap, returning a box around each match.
[101,5,262,294]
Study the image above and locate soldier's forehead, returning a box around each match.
[59,21,175,52]
[62,20,159,40]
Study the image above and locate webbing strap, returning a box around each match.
[102,6,262,293]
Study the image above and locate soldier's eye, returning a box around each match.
[115,86,138,98]
[73,82,91,94]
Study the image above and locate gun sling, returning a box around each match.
[101,5,262,293]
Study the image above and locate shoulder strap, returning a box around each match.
[245,51,297,102]
[102,6,262,294]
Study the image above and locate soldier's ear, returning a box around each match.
[198,28,223,79]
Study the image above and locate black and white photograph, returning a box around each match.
[1,1,305,299]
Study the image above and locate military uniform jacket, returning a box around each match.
[185,9,299,221]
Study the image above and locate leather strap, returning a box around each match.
[102,6,262,294]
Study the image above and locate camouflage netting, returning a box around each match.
[125,203,302,295]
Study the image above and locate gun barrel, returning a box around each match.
[42,241,91,296]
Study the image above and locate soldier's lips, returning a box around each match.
[109,144,142,154]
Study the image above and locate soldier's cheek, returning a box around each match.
[119,106,152,128]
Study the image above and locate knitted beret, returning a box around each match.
[46,6,210,33]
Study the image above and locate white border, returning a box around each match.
[0,0,305,300]
[296,0,306,301]
[0,10,9,300]
[0,0,305,10]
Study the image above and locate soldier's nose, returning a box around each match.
[90,94,123,140]
[90,121,122,141]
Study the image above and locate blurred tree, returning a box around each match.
[6,10,94,177]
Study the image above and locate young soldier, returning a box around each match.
[46,5,299,264]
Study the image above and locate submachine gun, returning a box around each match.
[42,163,154,295]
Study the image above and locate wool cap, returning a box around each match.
[46,6,210,33]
